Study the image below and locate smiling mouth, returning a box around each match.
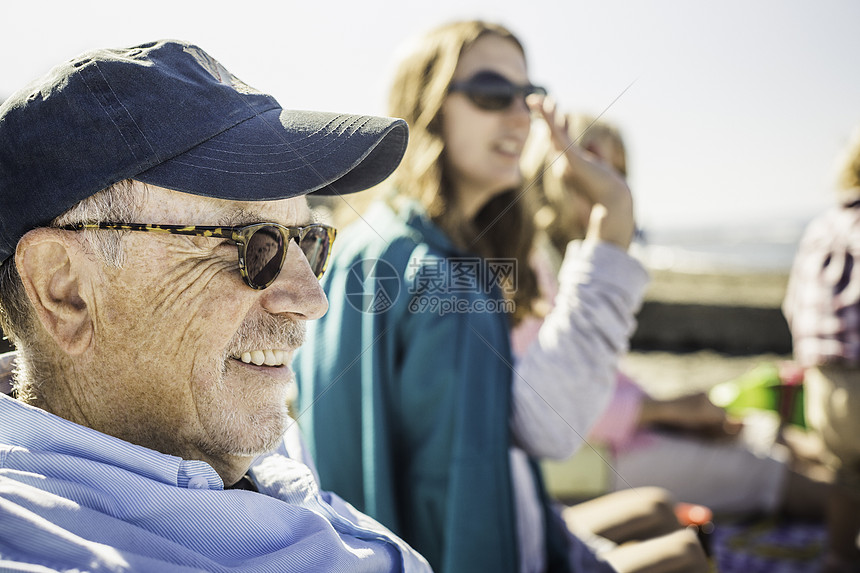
[232,349,289,367]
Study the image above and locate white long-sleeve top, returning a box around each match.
[508,239,649,573]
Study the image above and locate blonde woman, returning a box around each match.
[296,21,705,573]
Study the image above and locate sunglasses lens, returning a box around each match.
[245,226,286,289]
[463,71,515,111]
[451,71,545,112]
[298,225,333,279]
[240,224,334,288]
[469,90,513,111]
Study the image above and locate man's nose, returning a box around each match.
[258,242,328,321]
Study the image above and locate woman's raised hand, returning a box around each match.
[527,95,636,249]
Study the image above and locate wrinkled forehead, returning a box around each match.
[139,183,312,226]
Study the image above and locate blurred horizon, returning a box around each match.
[3,0,859,247]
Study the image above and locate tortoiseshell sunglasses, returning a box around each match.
[60,222,337,290]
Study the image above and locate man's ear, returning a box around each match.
[15,228,93,355]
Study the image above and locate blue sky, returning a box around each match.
[4,0,859,235]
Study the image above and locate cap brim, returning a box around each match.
[136,108,408,200]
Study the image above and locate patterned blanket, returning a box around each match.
[710,518,826,572]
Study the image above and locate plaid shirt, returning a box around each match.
[783,199,860,367]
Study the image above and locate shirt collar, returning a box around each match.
[0,393,223,489]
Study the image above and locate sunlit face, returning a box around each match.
[83,183,327,463]
[441,34,532,209]
[584,134,626,177]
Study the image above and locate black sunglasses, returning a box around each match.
[60,222,337,290]
[448,70,547,111]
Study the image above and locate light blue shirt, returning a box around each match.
[0,394,431,572]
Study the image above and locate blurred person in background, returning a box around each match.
[519,113,829,523]
[783,125,860,573]
[297,19,708,573]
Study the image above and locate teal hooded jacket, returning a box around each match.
[295,201,571,572]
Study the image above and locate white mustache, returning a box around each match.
[226,314,305,358]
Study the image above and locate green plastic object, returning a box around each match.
[709,363,806,427]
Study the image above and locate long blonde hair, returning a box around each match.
[384,20,541,324]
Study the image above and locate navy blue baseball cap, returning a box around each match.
[0,40,409,262]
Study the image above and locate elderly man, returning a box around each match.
[0,40,430,572]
